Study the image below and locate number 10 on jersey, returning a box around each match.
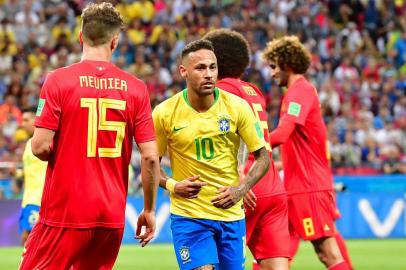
[80,98,126,158]
[195,137,214,160]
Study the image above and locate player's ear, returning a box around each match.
[111,35,119,51]
[179,64,187,78]
[79,32,83,46]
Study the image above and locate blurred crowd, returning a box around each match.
[0,0,406,198]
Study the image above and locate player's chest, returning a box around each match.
[167,110,239,149]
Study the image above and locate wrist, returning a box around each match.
[238,183,248,195]
[165,178,177,193]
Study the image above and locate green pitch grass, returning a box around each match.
[1,239,405,269]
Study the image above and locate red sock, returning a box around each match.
[335,232,353,269]
[328,261,350,270]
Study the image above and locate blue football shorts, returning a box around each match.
[170,214,246,270]
[19,204,40,234]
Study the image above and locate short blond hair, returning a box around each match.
[263,36,311,74]
[81,2,125,46]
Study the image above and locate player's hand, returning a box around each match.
[175,175,207,199]
[211,186,244,209]
[135,210,156,247]
[243,189,257,211]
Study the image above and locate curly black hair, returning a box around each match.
[203,29,250,79]
[263,36,311,74]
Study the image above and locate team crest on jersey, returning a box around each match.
[180,246,190,262]
[218,114,231,134]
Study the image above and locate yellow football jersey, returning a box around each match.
[153,88,265,221]
[21,138,47,207]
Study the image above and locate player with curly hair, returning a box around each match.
[203,28,289,270]
[264,36,353,270]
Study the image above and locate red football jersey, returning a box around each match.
[279,77,333,195]
[217,78,285,198]
[35,60,155,228]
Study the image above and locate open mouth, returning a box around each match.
[202,82,214,87]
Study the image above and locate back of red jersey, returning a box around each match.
[279,77,333,195]
[217,78,285,198]
[35,60,155,228]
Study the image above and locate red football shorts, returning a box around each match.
[245,194,290,260]
[287,191,336,241]
[19,223,124,270]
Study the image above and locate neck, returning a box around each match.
[287,73,304,88]
[187,88,215,113]
[81,44,112,62]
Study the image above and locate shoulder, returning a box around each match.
[219,90,251,112]
[219,89,243,103]
[217,78,243,97]
[287,78,316,99]
[153,91,183,116]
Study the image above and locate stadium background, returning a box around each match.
[0,0,405,269]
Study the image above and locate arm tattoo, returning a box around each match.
[240,147,269,194]
[237,139,249,167]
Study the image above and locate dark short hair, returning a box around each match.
[203,29,249,79]
[22,107,37,114]
[263,36,311,74]
[81,2,125,46]
[181,39,214,60]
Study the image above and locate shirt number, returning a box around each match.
[80,98,126,158]
[303,217,315,237]
[252,103,271,151]
[195,137,214,160]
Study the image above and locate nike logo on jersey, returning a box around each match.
[173,126,187,132]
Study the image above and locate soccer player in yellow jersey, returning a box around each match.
[19,108,47,245]
[153,39,270,270]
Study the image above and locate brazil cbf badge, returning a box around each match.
[180,246,191,263]
[218,114,231,134]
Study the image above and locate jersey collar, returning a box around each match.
[182,87,219,112]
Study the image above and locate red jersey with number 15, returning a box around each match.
[279,77,333,195]
[217,78,285,198]
[35,60,155,228]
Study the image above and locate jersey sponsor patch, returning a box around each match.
[287,102,301,116]
[36,99,45,116]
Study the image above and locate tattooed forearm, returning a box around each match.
[240,147,269,194]
[237,139,249,167]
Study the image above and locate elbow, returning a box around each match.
[142,152,160,168]
[31,139,51,161]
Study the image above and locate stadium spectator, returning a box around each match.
[19,3,160,269]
